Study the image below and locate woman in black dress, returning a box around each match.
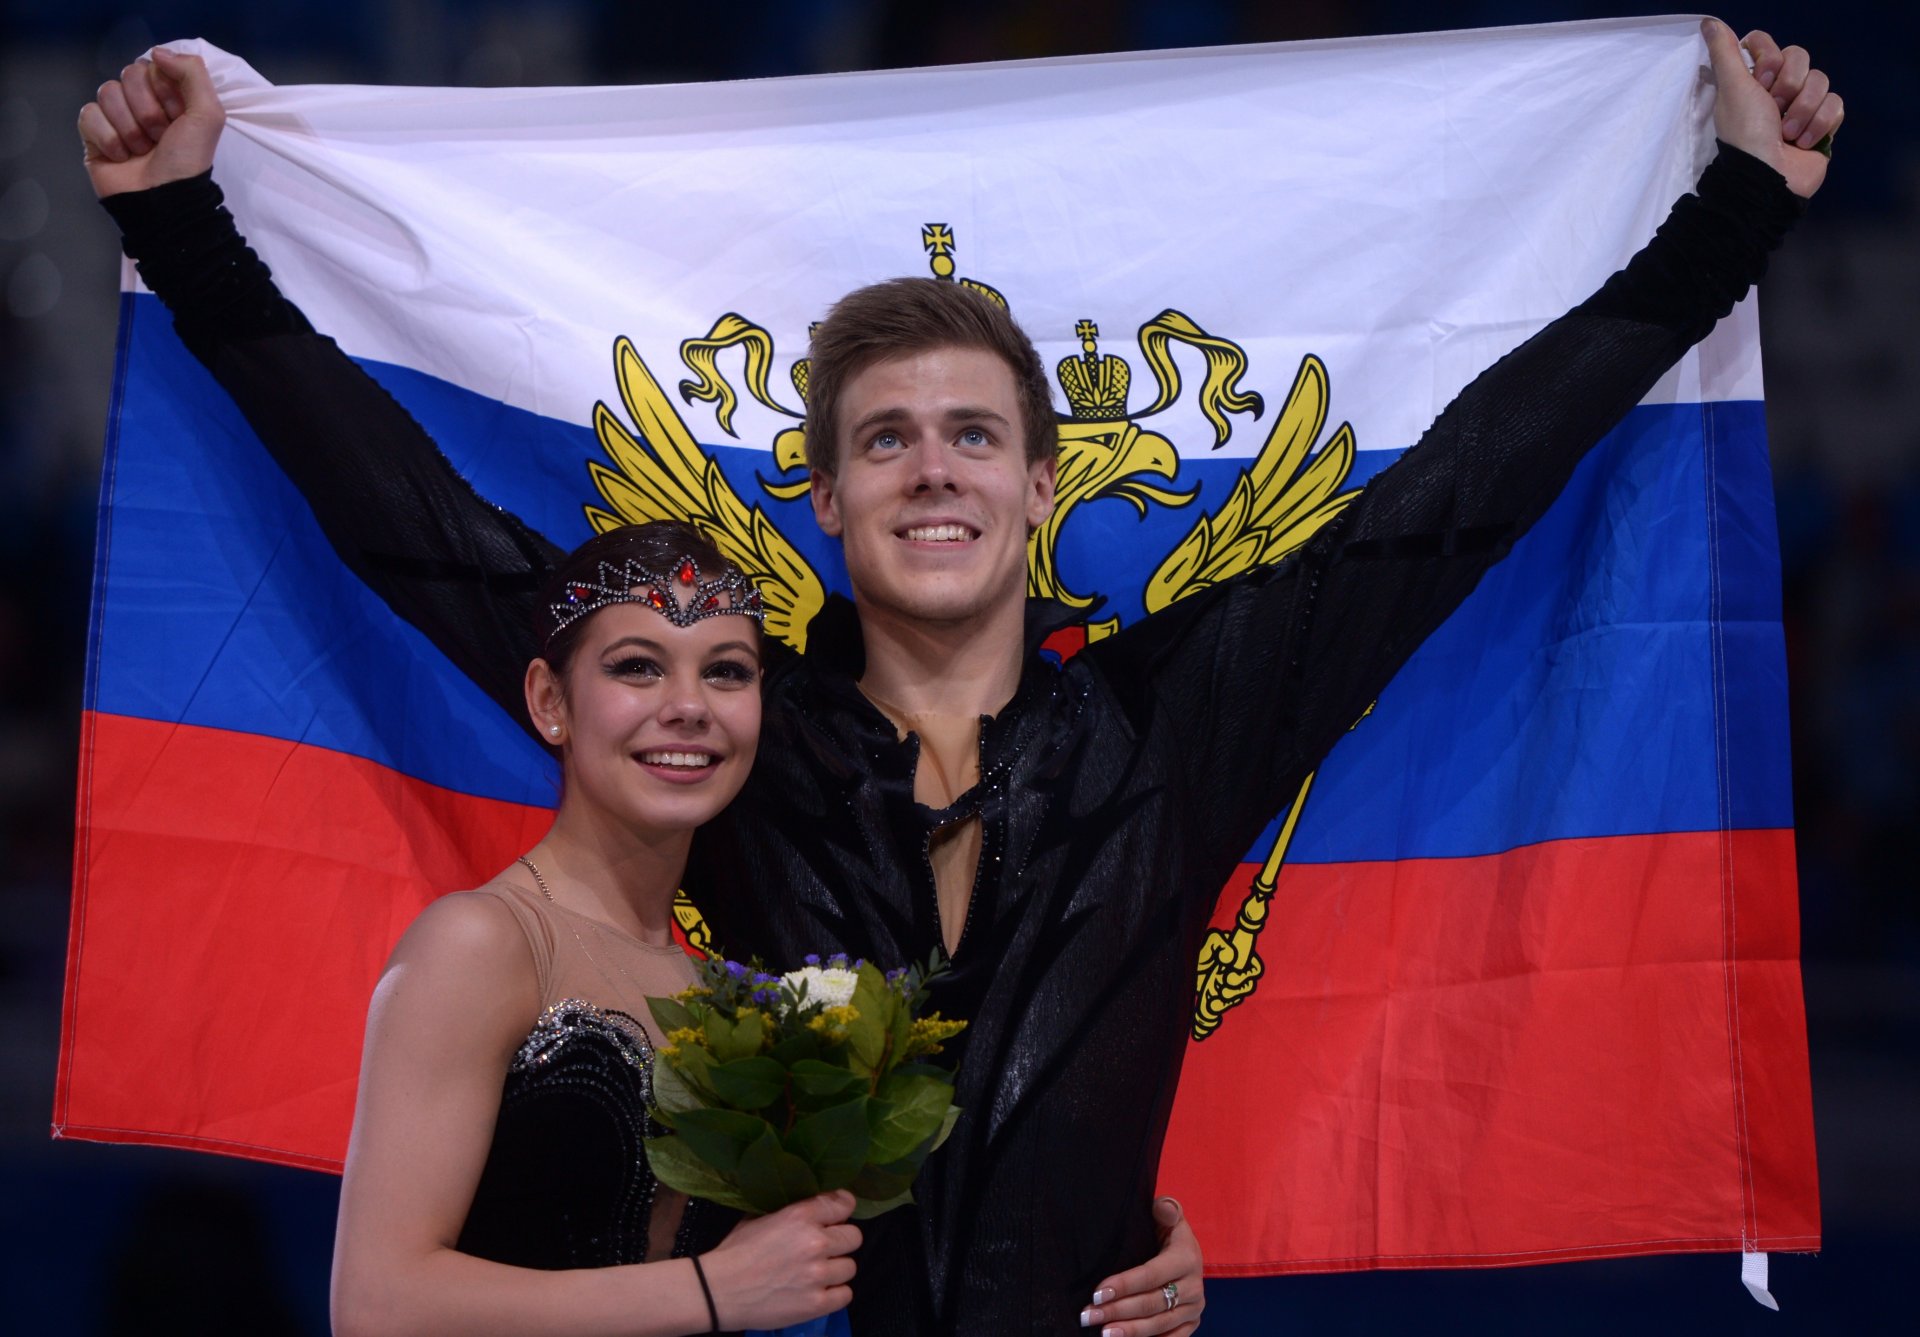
[326,521,859,1336]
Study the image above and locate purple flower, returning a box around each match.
[724,960,749,979]
[886,967,907,983]
[804,953,821,966]
[827,953,850,970]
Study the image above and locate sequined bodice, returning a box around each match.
[456,999,730,1269]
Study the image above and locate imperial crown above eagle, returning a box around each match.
[584,225,1365,1040]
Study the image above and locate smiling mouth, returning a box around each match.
[636,750,718,771]
[899,523,978,543]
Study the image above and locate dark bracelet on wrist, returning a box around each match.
[690,1254,720,1333]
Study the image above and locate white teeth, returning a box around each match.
[639,751,716,769]
[903,524,973,543]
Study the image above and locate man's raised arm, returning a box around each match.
[1083,20,1840,865]
[82,48,562,733]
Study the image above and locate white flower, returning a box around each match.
[780,965,859,1011]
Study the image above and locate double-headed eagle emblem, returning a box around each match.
[587,226,1362,1041]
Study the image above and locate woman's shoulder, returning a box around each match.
[385,877,547,1005]
[400,880,530,955]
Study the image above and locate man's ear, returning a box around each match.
[811,468,844,537]
[1027,453,1058,530]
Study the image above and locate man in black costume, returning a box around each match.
[81,21,1839,1335]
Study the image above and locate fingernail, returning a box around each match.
[1104,1327,1124,1337]
[1700,17,1720,37]
[1080,1309,1094,1328]
[1092,1288,1116,1305]
[1759,68,1776,89]
[1782,118,1803,140]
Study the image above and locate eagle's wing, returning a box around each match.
[586,336,825,651]
[1144,354,1358,614]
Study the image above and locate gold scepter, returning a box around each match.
[1191,705,1370,1040]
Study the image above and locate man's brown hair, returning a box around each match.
[802,278,1059,477]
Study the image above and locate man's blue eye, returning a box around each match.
[960,428,989,446]
[871,432,904,451]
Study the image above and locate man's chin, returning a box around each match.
[860,584,1013,634]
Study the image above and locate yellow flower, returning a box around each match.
[661,1026,711,1062]
[806,1004,860,1040]
[904,1015,967,1059]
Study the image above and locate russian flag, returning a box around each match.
[59,19,1817,1272]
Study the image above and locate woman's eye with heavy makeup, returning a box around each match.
[607,656,663,679]
[704,659,758,686]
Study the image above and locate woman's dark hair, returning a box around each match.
[535,520,752,679]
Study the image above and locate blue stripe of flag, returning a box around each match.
[92,296,1791,856]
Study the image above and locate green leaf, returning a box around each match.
[847,1160,915,1204]
[789,1059,865,1108]
[646,1134,755,1213]
[708,1056,788,1112]
[646,995,697,1036]
[660,1045,721,1106]
[927,1102,961,1155]
[886,990,913,1076]
[867,1074,954,1165]
[731,1006,767,1058]
[852,1186,916,1220]
[650,1057,704,1121]
[672,1106,772,1174]
[704,1010,739,1061]
[736,1126,821,1213]
[843,970,894,1073]
[771,1030,824,1066]
[785,1095,870,1190]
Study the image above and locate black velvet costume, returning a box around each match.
[105,146,1800,1334]
[457,1001,731,1274]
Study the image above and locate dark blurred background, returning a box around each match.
[0,2,1910,1333]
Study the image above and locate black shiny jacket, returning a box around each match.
[106,146,1798,1333]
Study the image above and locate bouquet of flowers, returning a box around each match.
[645,952,966,1220]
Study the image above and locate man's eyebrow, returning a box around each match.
[847,405,1014,435]
[848,406,911,437]
[942,406,1013,429]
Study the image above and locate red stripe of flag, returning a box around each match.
[1161,829,1818,1271]
[58,712,553,1169]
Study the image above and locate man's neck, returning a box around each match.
[853,594,1028,723]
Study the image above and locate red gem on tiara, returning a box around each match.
[569,585,588,602]
[702,595,720,611]
[677,558,697,585]
[648,588,668,611]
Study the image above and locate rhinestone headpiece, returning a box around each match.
[544,554,765,646]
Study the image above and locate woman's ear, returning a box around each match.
[525,657,567,745]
